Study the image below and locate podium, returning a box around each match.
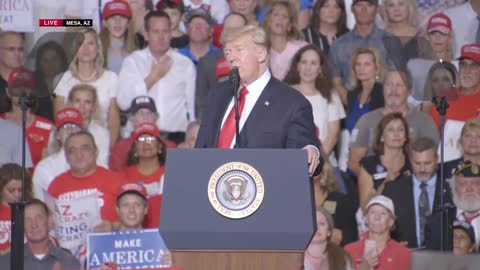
[160,149,316,270]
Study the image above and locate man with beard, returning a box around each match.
[425,160,480,250]
[348,69,439,176]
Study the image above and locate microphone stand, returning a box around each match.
[230,68,241,149]
[9,96,34,270]
[432,95,453,251]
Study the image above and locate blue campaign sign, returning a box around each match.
[87,229,170,269]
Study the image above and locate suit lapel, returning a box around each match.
[405,177,418,245]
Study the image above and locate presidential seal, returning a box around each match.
[208,162,264,219]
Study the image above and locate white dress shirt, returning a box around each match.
[445,2,478,58]
[456,208,480,246]
[116,48,196,133]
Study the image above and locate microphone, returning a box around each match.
[229,67,240,95]
[229,67,241,148]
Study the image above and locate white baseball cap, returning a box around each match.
[366,195,395,215]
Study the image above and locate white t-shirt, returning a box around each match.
[54,70,118,127]
[88,121,110,168]
[445,2,478,58]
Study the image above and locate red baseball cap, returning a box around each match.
[8,67,34,89]
[102,0,132,20]
[55,107,83,129]
[132,123,161,140]
[458,44,480,64]
[117,183,147,200]
[427,13,451,34]
[215,57,230,78]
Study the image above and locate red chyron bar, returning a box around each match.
[39,19,93,27]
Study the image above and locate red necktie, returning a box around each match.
[217,87,249,148]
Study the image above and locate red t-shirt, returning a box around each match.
[344,237,411,270]
[429,88,480,130]
[0,204,12,253]
[109,136,176,171]
[48,167,127,221]
[0,114,53,167]
[122,165,165,228]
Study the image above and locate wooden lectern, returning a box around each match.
[160,149,316,270]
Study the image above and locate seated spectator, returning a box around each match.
[116,183,148,231]
[383,137,452,248]
[53,28,120,145]
[329,0,405,104]
[407,13,456,105]
[117,10,196,144]
[425,160,480,250]
[0,164,31,255]
[228,0,259,26]
[379,0,418,59]
[32,41,68,121]
[348,69,439,176]
[443,118,480,179]
[453,219,477,255]
[178,11,217,67]
[304,206,353,269]
[345,195,411,270]
[110,96,175,171]
[263,1,308,80]
[285,45,346,160]
[358,113,411,211]
[0,31,25,114]
[100,0,137,74]
[67,84,110,167]
[156,0,189,49]
[302,0,349,55]
[430,44,480,129]
[195,12,247,119]
[444,0,480,57]
[123,123,167,228]
[0,199,81,269]
[2,68,54,168]
[178,120,200,148]
[47,131,128,232]
[345,47,385,131]
[313,155,358,246]
[417,61,458,113]
[32,107,82,201]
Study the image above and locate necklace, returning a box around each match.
[306,250,324,260]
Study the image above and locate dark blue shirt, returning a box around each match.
[178,44,217,67]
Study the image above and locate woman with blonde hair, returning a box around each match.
[417,61,458,112]
[263,0,307,80]
[345,47,385,132]
[380,0,417,42]
[54,28,120,145]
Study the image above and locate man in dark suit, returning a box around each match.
[383,137,452,248]
[195,25,322,175]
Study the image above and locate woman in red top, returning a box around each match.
[2,68,53,168]
[123,123,168,228]
[0,163,32,255]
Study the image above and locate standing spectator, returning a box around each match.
[156,0,189,49]
[0,199,81,269]
[0,119,33,168]
[407,13,455,106]
[357,113,411,211]
[178,11,217,67]
[382,137,452,248]
[53,28,121,145]
[345,195,412,270]
[100,0,138,74]
[123,123,167,228]
[117,10,196,144]
[2,68,54,168]
[32,107,83,202]
[0,164,31,255]
[177,120,200,148]
[116,183,148,230]
[0,32,24,114]
[263,1,308,80]
[126,0,155,49]
[304,207,353,269]
[429,44,480,129]
[302,0,349,55]
[345,47,385,132]
[182,0,230,25]
[229,0,259,26]
[348,69,439,176]
[32,41,69,121]
[195,12,247,119]
[285,45,345,160]
[453,220,477,255]
[329,0,405,104]
[444,0,480,57]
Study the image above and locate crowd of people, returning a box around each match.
[0,0,480,269]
